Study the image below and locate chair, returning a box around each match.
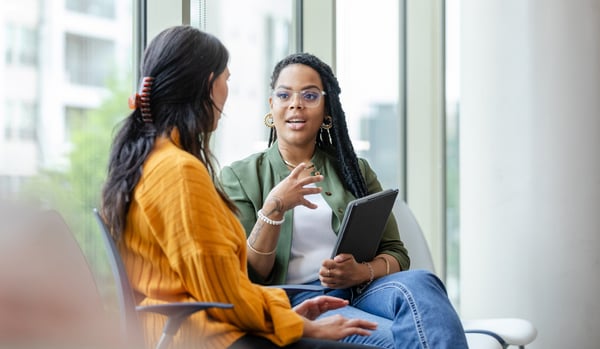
[393,200,537,349]
[93,208,232,349]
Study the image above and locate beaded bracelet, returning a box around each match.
[356,261,374,294]
[257,209,285,225]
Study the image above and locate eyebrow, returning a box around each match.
[274,84,322,91]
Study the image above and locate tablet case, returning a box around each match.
[331,188,399,262]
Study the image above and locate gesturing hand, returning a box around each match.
[293,295,349,320]
[263,163,324,214]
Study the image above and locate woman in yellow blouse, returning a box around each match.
[100,26,377,349]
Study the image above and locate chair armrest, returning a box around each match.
[137,302,233,336]
[465,332,504,349]
[462,318,537,347]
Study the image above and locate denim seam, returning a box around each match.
[354,283,430,349]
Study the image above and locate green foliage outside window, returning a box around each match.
[21,75,131,310]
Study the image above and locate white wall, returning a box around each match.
[459,1,600,348]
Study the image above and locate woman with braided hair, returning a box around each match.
[100,26,379,349]
[220,52,468,349]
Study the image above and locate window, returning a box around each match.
[445,0,461,308]
[65,33,115,86]
[66,0,116,19]
[336,0,402,191]
[4,23,38,66]
[4,100,37,141]
[197,0,295,166]
[65,106,89,143]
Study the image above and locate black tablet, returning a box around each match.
[331,188,399,262]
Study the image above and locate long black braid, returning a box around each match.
[268,53,368,198]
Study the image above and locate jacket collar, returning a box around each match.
[265,140,330,177]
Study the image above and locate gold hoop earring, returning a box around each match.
[264,112,274,128]
[321,115,333,130]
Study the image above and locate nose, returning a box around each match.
[288,91,304,109]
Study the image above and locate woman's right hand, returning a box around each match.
[302,315,377,341]
[262,163,324,215]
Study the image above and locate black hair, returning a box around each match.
[100,25,236,239]
[268,52,368,198]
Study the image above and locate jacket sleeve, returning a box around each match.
[219,165,286,284]
[359,158,411,270]
[218,165,260,237]
[152,159,303,346]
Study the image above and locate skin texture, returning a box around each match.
[209,68,230,130]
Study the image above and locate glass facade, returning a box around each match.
[336,0,402,192]
[201,0,295,166]
[66,0,116,19]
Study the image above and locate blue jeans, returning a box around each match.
[288,269,468,349]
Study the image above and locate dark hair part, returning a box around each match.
[268,52,367,198]
[101,25,236,240]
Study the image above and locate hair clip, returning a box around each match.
[128,77,155,123]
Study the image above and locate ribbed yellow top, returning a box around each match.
[121,132,303,348]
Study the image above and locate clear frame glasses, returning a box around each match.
[271,88,326,108]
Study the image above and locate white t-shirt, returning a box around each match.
[286,184,338,284]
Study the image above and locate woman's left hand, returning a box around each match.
[292,295,349,320]
[319,254,368,289]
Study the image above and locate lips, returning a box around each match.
[285,115,306,124]
[284,116,307,131]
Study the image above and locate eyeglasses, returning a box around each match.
[271,88,326,108]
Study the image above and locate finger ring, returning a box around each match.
[327,268,331,277]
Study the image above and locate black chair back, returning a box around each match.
[93,208,142,340]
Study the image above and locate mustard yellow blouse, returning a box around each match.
[121,133,303,348]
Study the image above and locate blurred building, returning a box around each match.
[0,0,130,198]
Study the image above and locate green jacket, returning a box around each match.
[219,142,410,285]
